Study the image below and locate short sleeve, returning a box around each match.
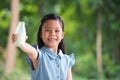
[26,56,34,70]
[68,53,75,68]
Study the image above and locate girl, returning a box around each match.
[12,13,75,80]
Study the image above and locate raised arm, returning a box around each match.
[19,43,38,60]
[12,34,38,69]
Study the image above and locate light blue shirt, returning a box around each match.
[26,45,75,80]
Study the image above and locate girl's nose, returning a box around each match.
[50,30,55,35]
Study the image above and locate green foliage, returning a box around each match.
[74,53,98,79]
[103,53,120,79]
[0,0,9,10]
[0,9,10,47]
[0,68,30,80]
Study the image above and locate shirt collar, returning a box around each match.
[41,46,64,59]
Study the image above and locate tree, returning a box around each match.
[4,0,19,74]
[104,0,120,65]
[96,5,103,77]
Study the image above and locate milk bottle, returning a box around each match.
[14,22,26,46]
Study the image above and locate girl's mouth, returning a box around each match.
[48,38,57,42]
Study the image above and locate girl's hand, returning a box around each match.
[11,34,28,43]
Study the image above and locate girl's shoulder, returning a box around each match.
[63,53,75,68]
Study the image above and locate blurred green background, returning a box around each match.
[0,0,120,80]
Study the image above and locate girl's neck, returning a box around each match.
[46,46,58,54]
[49,48,58,54]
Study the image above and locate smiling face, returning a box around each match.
[41,20,64,49]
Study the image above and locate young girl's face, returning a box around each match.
[41,20,64,49]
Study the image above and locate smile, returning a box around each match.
[48,38,57,42]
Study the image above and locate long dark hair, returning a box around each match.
[37,13,66,54]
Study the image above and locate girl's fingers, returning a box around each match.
[12,34,16,43]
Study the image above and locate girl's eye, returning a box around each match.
[45,30,50,32]
[55,30,60,32]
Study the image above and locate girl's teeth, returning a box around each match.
[49,38,55,41]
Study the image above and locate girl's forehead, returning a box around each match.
[42,20,62,29]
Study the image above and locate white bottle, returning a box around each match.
[14,21,26,47]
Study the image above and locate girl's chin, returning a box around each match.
[45,44,58,48]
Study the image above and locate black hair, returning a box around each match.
[37,13,66,54]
